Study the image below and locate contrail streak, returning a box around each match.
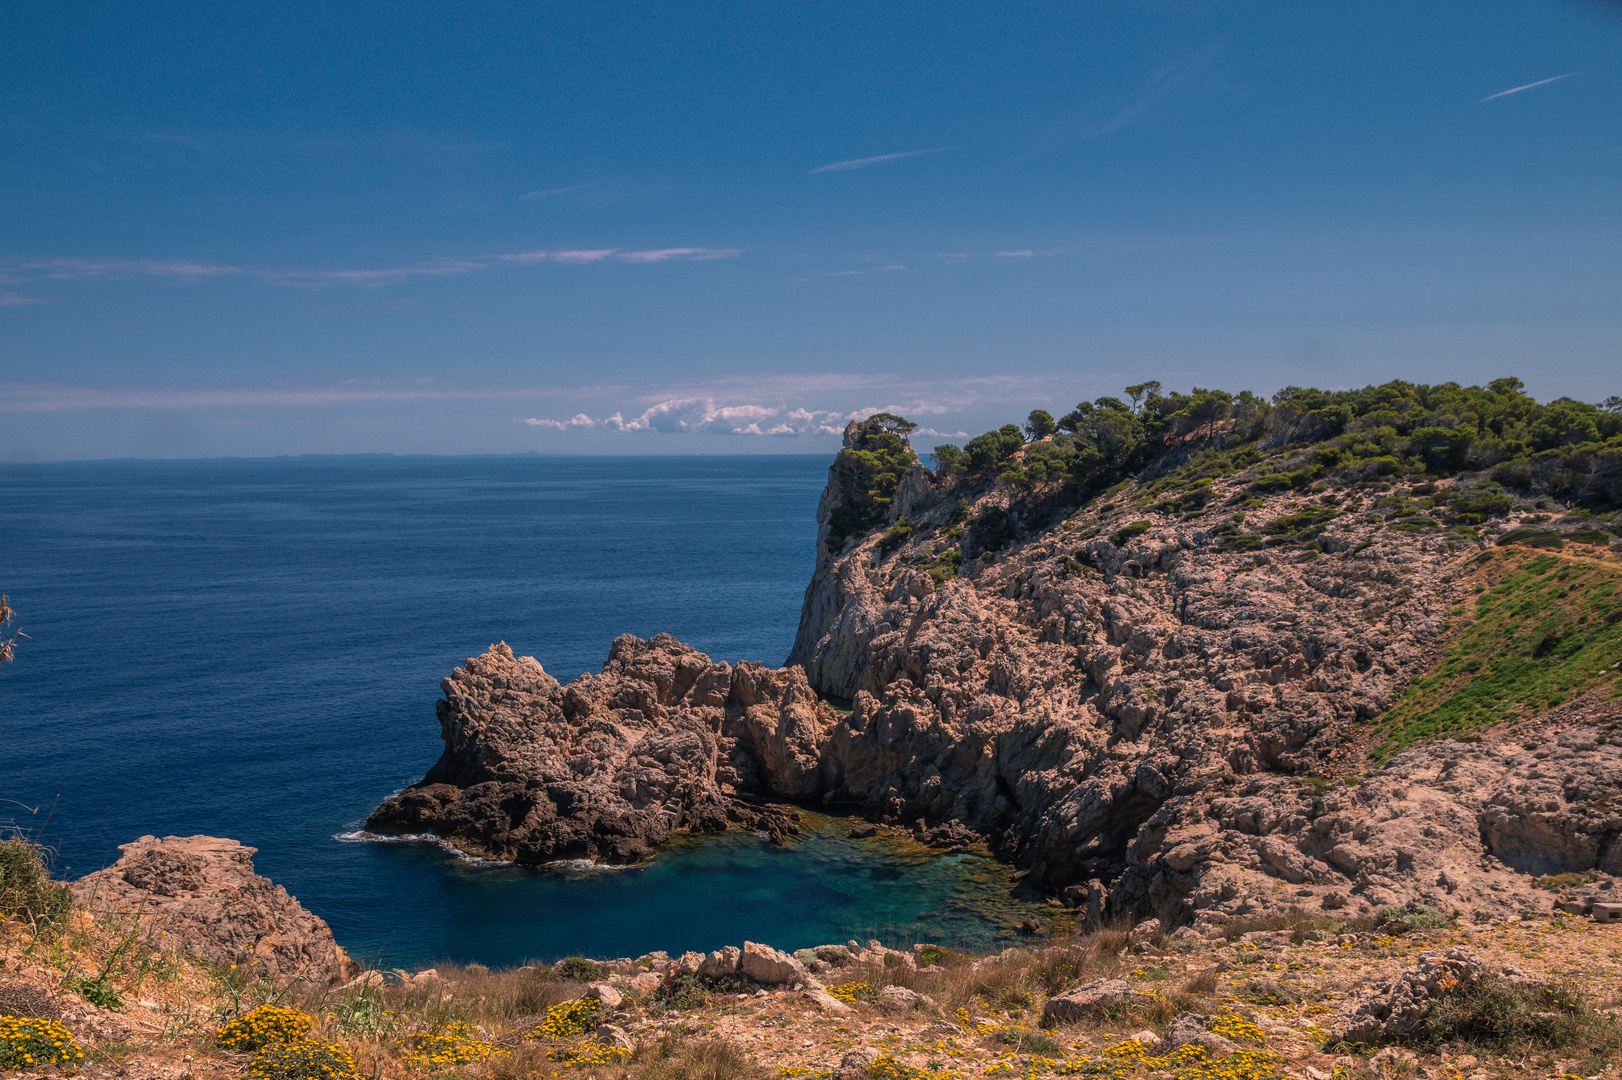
[1480,72,1578,103]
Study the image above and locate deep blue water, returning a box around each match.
[1,455,1041,968]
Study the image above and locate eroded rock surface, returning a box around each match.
[366,634,815,863]
[371,421,1622,925]
[71,835,358,986]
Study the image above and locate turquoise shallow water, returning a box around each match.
[345,810,1058,967]
[2,455,1052,968]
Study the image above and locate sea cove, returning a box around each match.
[340,808,1064,969]
[1,454,1050,968]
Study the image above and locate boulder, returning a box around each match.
[1042,978,1152,1023]
[878,985,923,1011]
[740,941,808,984]
[71,835,358,986]
[627,972,663,995]
[1163,1013,1238,1055]
[585,983,623,1009]
[803,980,852,1013]
[834,1047,884,1080]
[697,946,741,978]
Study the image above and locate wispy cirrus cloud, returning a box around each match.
[0,382,619,414]
[1480,72,1578,103]
[519,185,591,200]
[20,258,247,280]
[809,146,952,173]
[0,245,743,293]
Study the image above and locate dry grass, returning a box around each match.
[1212,907,1363,941]
[825,921,1155,1020]
[631,1033,766,1080]
[299,964,589,1046]
[1180,969,1220,995]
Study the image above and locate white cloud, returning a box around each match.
[618,247,743,263]
[23,258,245,280]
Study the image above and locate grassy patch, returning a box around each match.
[1370,547,1622,761]
[0,837,72,941]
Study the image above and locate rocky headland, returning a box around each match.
[367,379,1622,933]
[9,378,1622,1080]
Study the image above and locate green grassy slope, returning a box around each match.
[1372,546,1622,761]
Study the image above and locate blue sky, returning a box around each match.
[3,0,1620,459]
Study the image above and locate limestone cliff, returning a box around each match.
[372,400,1622,928]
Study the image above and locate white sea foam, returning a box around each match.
[333,828,513,866]
[540,858,633,874]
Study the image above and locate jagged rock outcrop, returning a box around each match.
[366,634,820,863]
[374,419,1622,926]
[1330,948,1485,1044]
[71,835,358,986]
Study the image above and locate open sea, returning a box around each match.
[1,455,1046,969]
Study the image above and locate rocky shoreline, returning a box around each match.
[365,416,1622,932]
[12,831,1622,1080]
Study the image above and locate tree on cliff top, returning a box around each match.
[861,412,918,437]
[826,416,921,551]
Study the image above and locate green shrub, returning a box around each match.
[554,956,602,982]
[1376,902,1451,933]
[1238,979,1301,1006]
[1110,520,1152,545]
[1420,977,1618,1053]
[0,837,73,941]
[1496,526,1564,549]
[878,517,913,555]
[969,507,1016,553]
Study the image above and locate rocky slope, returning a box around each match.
[370,406,1622,929]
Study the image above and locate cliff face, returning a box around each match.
[779,419,1622,927]
[372,416,1622,928]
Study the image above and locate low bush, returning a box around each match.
[401,1022,506,1067]
[246,1039,362,1080]
[218,1004,315,1051]
[0,837,73,940]
[0,1015,86,1069]
[522,996,601,1039]
[1421,977,1621,1056]
[553,956,602,981]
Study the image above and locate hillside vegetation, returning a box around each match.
[1372,544,1622,761]
[925,377,1622,510]
[823,376,1622,769]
